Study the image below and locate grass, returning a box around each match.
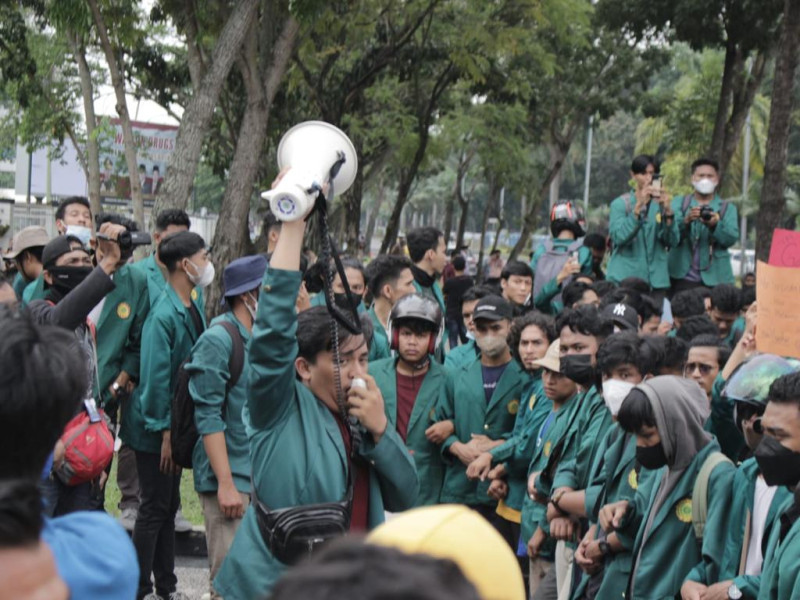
[104,453,205,526]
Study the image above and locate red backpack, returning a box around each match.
[55,400,114,485]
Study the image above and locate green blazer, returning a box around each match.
[367,306,391,362]
[436,356,527,506]
[686,457,792,598]
[444,339,478,371]
[214,269,418,600]
[706,374,746,461]
[607,191,679,289]
[757,498,800,600]
[622,441,736,599]
[668,194,739,286]
[131,254,206,311]
[370,356,447,506]
[186,312,252,495]
[119,283,205,454]
[95,264,150,416]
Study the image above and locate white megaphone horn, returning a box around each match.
[261,121,358,222]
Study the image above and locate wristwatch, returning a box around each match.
[111,382,121,394]
[597,540,611,557]
[728,583,743,600]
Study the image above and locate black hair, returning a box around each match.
[0,306,86,479]
[743,271,755,281]
[157,231,206,273]
[407,227,443,263]
[508,311,556,363]
[296,306,373,365]
[640,294,663,321]
[600,288,645,318]
[462,285,495,304]
[741,286,756,307]
[501,260,533,281]
[15,246,44,267]
[155,208,191,232]
[639,335,667,373]
[617,388,656,434]
[620,277,651,294]
[671,290,706,320]
[691,157,720,174]
[262,211,282,235]
[364,254,413,299]
[597,332,655,378]
[583,233,606,252]
[767,371,800,407]
[556,304,614,342]
[394,317,437,336]
[341,257,365,286]
[269,538,482,600]
[689,334,731,368]
[55,196,91,221]
[630,154,656,175]
[592,280,617,299]
[96,212,139,232]
[562,280,595,310]
[452,255,466,271]
[0,480,43,548]
[551,220,581,239]
[710,283,742,314]
[676,315,719,342]
[659,336,689,373]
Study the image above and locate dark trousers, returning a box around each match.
[133,450,180,600]
[446,318,467,349]
[118,443,140,510]
[40,476,102,517]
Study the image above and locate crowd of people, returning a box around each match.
[1,153,799,600]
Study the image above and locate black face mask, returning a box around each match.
[636,442,668,470]
[48,266,92,296]
[334,292,362,312]
[560,353,596,388]
[755,436,800,488]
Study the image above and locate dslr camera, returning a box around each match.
[97,231,152,251]
[699,205,715,222]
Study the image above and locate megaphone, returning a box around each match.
[261,121,358,222]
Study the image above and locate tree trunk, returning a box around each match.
[66,32,101,216]
[365,178,385,255]
[709,41,739,171]
[476,179,500,282]
[151,0,261,224]
[87,0,143,226]
[205,16,299,318]
[343,168,365,254]
[756,0,800,262]
[455,195,469,250]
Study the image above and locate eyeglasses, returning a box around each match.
[683,362,715,377]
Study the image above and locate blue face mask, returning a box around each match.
[65,225,92,248]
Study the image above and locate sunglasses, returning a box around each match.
[683,362,715,377]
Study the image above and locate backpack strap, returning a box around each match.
[691,451,732,540]
[215,321,245,392]
[624,191,634,216]
[543,239,555,252]
[681,195,693,214]
[718,200,729,221]
[567,239,584,253]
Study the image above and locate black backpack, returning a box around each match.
[171,321,245,469]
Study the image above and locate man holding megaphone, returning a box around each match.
[214,123,419,600]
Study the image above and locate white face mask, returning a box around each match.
[602,379,636,416]
[476,334,507,358]
[187,260,215,288]
[466,330,475,341]
[245,292,258,322]
[65,225,93,248]
[693,178,716,196]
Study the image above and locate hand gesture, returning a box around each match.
[598,500,629,533]
[527,527,547,558]
[425,420,454,444]
[466,452,493,480]
[96,222,126,273]
[217,480,245,519]
[451,441,482,466]
[685,207,701,225]
[550,516,575,541]
[487,478,508,501]
[679,580,707,600]
[556,256,581,285]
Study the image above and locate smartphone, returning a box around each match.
[651,174,662,196]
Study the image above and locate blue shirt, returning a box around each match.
[482,363,509,403]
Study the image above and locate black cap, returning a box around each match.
[601,302,639,331]
[473,295,513,322]
[42,235,85,268]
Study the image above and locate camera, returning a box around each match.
[699,205,715,222]
[97,231,152,251]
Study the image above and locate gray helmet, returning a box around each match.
[388,293,443,352]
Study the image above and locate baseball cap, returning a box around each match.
[367,505,525,600]
[531,339,561,372]
[42,236,86,269]
[3,227,50,260]
[473,295,513,322]
[223,255,268,298]
[601,303,639,331]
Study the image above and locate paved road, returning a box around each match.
[176,556,211,599]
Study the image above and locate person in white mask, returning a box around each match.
[668,158,740,295]
[549,332,659,600]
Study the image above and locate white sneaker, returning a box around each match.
[174,509,193,533]
[118,507,137,532]
[169,593,191,600]
[200,594,212,600]
[142,594,163,600]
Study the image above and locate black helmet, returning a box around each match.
[388,293,443,353]
[550,200,585,238]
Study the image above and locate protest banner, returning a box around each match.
[768,229,800,267]
[756,260,800,359]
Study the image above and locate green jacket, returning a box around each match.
[706,373,746,462]
[12,272,27,300]
[367,306,391,362]
[758,499,800,600]
[119,284,205,454]
[686,457,792,598]
[214,269,418,600]
[489,373,550,512]
[370,356,447,506]
[131,254,206,311]
[622,441,736,599]
[95,265,150,416]
[607,191,679,289]
[436,356,527,506]
[530,240,593,314]
[668,194,739,286]
[518,391,582,559]
[444,339,478,371]
[21,273,45,305]
[186,312,252,495]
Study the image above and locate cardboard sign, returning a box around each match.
[769,229,800,267]
[756,260,800,359]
